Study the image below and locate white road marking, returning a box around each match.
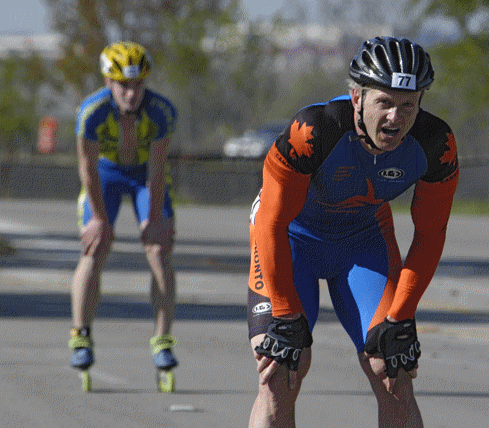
[0,219,44,233]
[64,366,129,385]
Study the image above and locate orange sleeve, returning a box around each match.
[254,145,311,317]
[388,168,459,320]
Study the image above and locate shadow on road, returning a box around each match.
[2,292,489,323]
[0,233,251,274]
[1,232,488,276]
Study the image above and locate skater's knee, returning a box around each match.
[251,334,311,408]
[80,219,114,257]
[359,353,416,403]
[144,241,173,263]
[259,363,307,399]
[83,237,113,264]
[141,220,174,259]
[254,366,305,422]
[141,219,174,255]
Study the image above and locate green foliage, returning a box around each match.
[408,0,489,158]
[0,55,45,153]
[416,0,486,27]
[0,235,14,255]
[429,35,489,123]
[41,0,243,153]
[271,68,348,120]
[160,4,237,86]
[44,0,238,92]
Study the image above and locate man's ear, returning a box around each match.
[418,90,424,107]
[351,87,362,112]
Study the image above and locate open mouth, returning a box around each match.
[381,127,400,137]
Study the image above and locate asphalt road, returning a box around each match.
[1,200,489,428]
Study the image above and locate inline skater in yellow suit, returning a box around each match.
[69,41,178,392]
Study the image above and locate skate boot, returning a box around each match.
[150,334,178,392]
[68,327,94,392]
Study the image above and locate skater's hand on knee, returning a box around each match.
[141,218,174,250]
[256,353,279,384]
[365,353,396,393]
[363,352,418,394]
[253,315,312,390]
[255,353,298,390]
[81,218,113,256]
[364,317,421,394]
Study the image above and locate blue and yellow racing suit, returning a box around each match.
[75,87,177,226]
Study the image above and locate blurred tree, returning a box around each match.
[43,0,239,150]
[413,0,484,27]
[228,22,282,126]
[43,1,236,91]
[0,54,47,153]
[409,0,489,158]
[0,53,50,195]
[0,58,35,153]
[271,68,347,120]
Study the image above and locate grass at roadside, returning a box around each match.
[0,236,14,255]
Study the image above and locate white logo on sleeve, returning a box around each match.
[252,302,272,314]
[391,73,416,90]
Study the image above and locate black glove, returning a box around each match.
[364,317,421,378]
[255,315,313,371]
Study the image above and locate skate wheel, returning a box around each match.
[80,370,91,392]
[157,371,175,393]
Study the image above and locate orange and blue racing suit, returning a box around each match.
[75,87,177,226]
[248,96,459,352]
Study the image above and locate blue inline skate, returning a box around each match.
[150,334,178,392]
[68,327,94,392]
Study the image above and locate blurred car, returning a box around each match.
[223,121,289,158]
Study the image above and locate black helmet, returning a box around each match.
[349,36,434,91]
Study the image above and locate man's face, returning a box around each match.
[106,78,145,114]
[352,86,422,153]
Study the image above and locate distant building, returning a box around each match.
[0,32,64,60]
[203,22,392,76]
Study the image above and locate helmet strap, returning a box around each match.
[352,89,383,152]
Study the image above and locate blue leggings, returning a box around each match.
[78,158,173,227]
[248,219,401,353]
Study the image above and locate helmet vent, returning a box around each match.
[405,42,414,74]
[112,59,123,72]
[374,45,391,75]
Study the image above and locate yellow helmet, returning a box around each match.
[99,41,152,81]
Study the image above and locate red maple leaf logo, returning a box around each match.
[440,132,457,166]
[317,179,384,211]
[288,120,314,159]
[336,179,384,207]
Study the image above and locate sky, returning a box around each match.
[2,0,299,35]
[1,0,464,46]
[2,1,50,34]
